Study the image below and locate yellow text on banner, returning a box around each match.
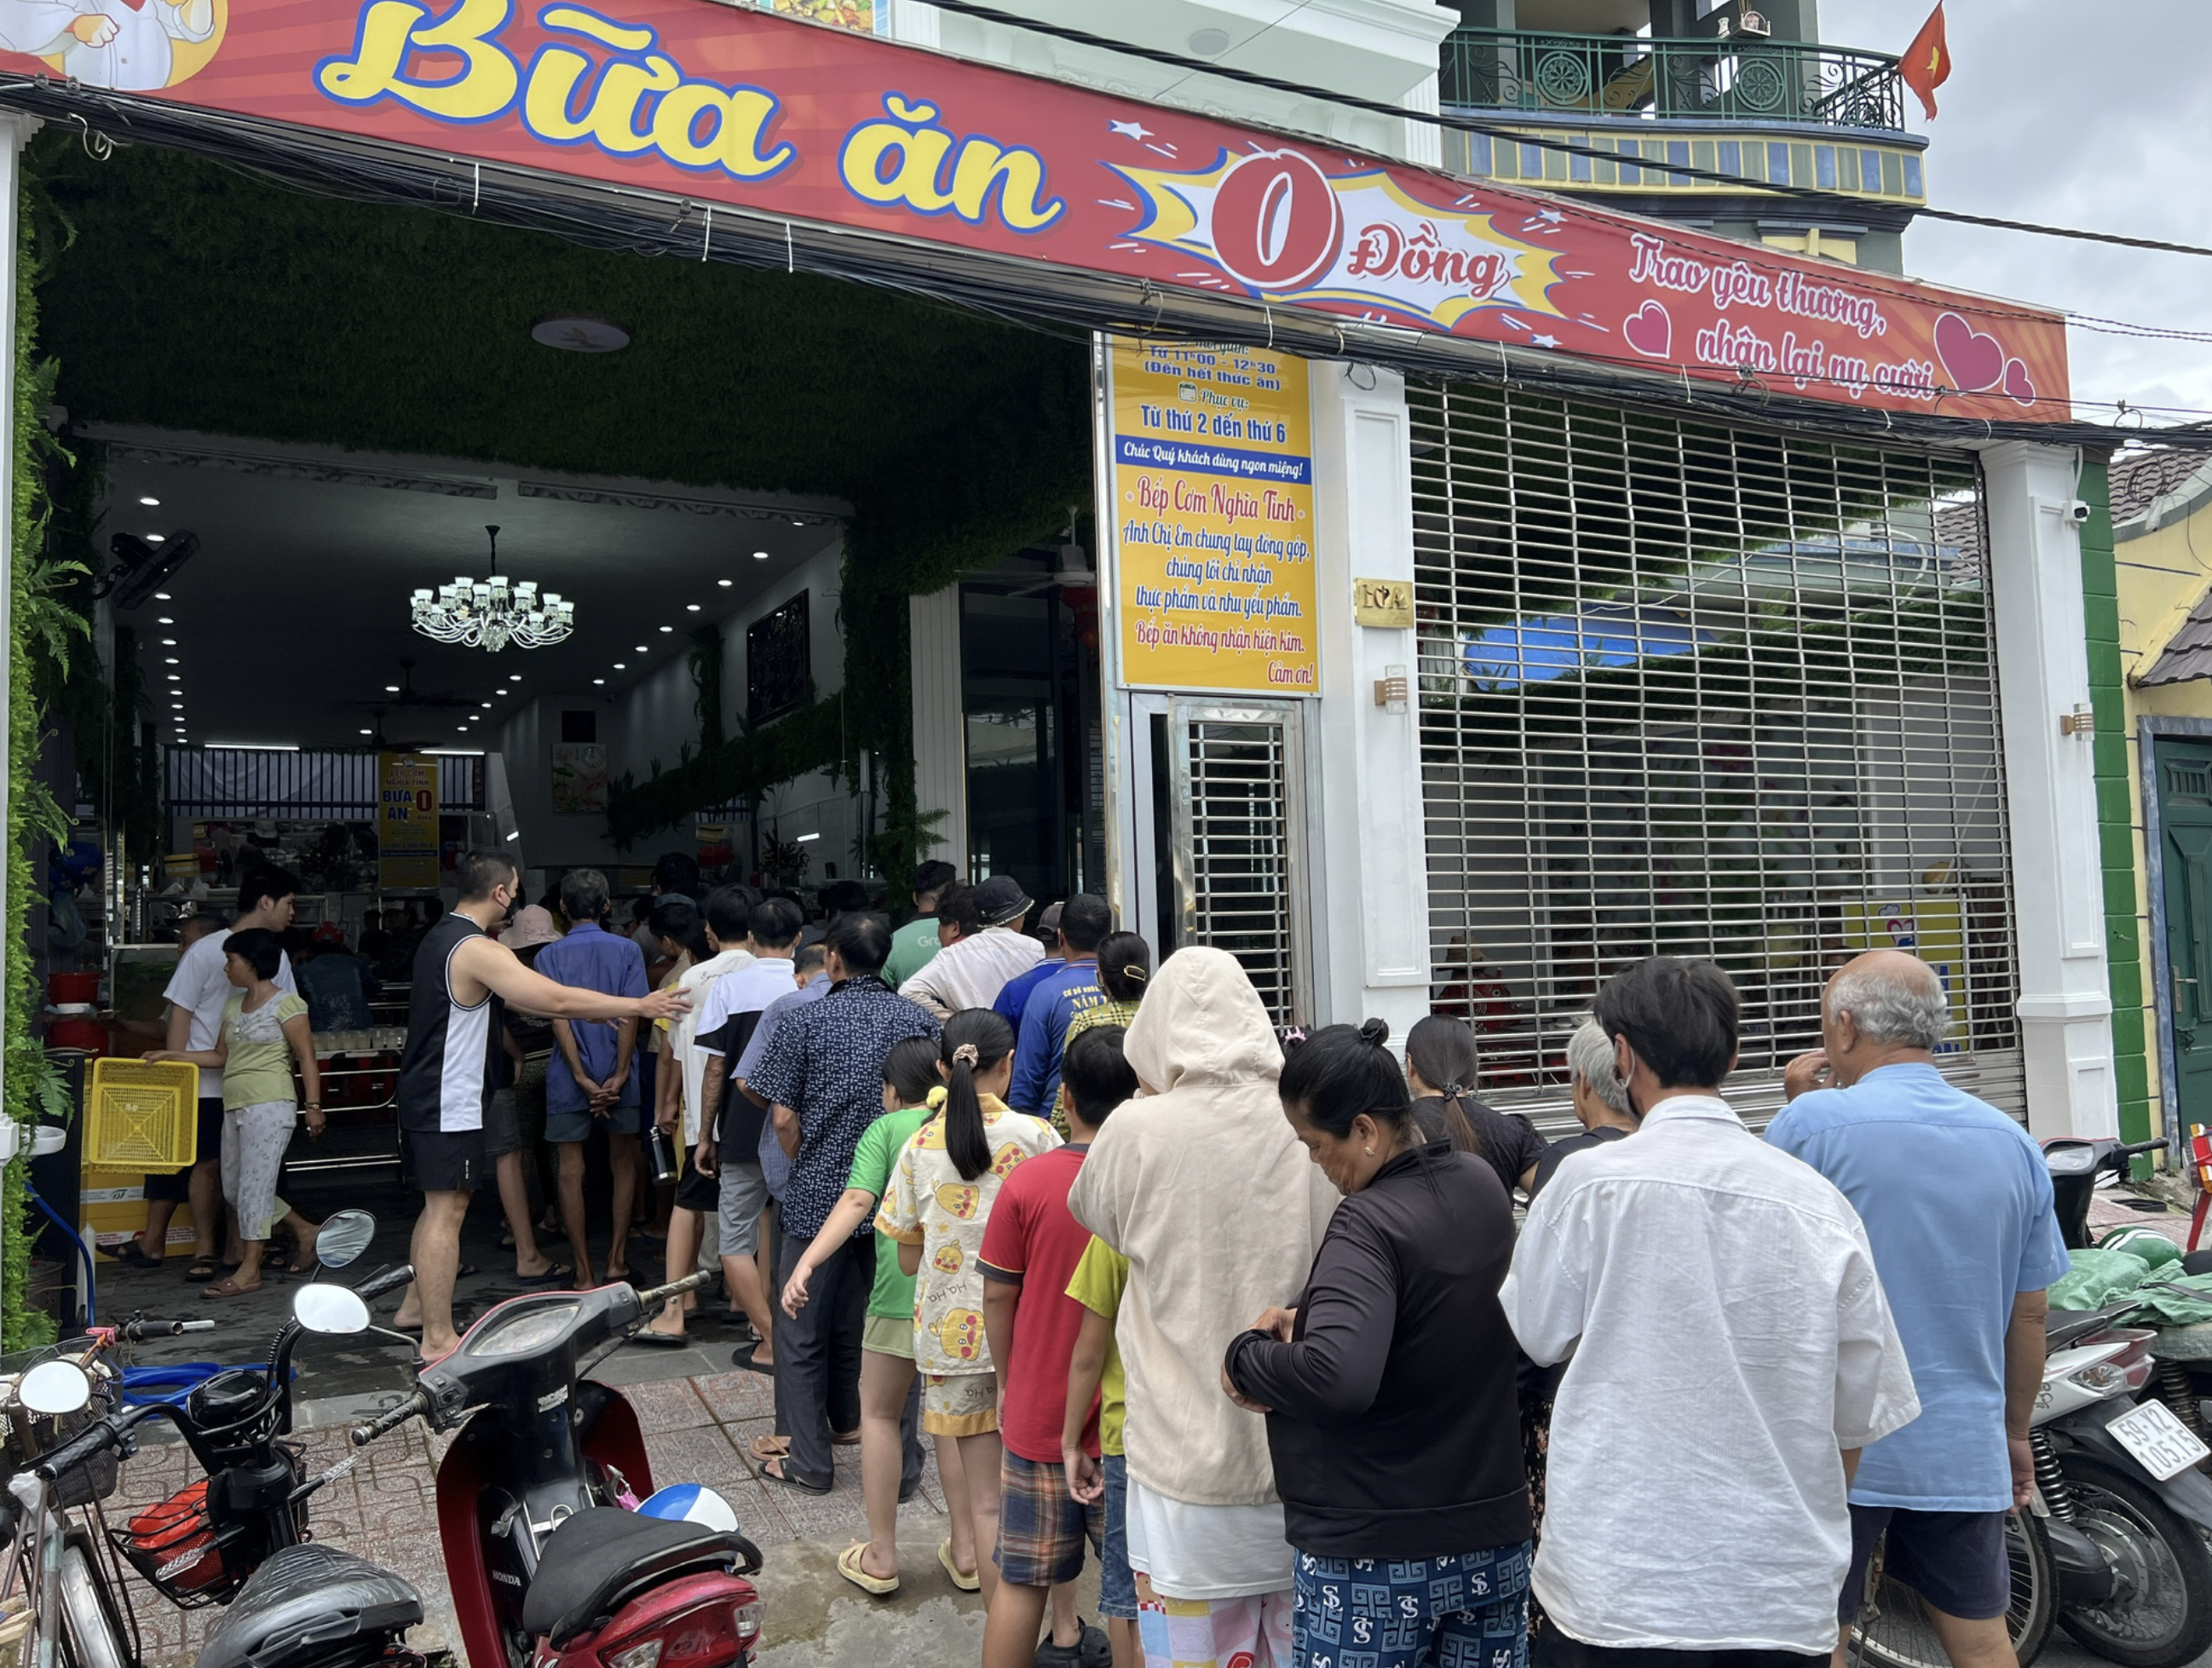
[378,752,441,890]
[1109,339,1316,694]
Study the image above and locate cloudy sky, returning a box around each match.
[1826,0,2212,424]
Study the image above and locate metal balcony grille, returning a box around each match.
[165,747,487,816]
[1170,701,1309,1028]
[1409,380,2022,1132]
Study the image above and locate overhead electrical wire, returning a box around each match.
[917,0,2212,261]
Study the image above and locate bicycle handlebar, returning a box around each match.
[632,1269,715,1314]
[354,1265,416,1303]
[118,1317,216,1340]
[349,1389,429,1448]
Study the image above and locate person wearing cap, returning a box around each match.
[992,900,1067,1027]
[884,861,959,989]
[899,877,1044,1021]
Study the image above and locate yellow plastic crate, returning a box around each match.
[85,1059,199,1170]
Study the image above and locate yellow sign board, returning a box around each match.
[378,752,441,890]
[1840,897,1969,1050]
[1107,338,1316,694]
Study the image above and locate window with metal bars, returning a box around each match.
[1408,379,2022,1130]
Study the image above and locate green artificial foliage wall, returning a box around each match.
[28,136,1094,861]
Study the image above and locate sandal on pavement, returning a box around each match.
[183,1259,221,1284]
[757,1456,829,1495]
[202,1275,260,1299]
[936,1539,980,1592]
[836,1543,899,1596]
[629,1328,688,1349]
[109,1242,162,1269]
[748,1435,789,1464]
[514,1264,573,1287]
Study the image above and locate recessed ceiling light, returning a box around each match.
[146,533,166,544]
[634,645,648,653]
[613,662,626,670]
[164,658,179,665]
[685,604,701,613]
[592,677,605,685]
[456,727,468,733]
[495,687,508,696]
[138,496,160,507]
[659,625,673,634]
[752,550,769,561]
[791,520,804,527]
[481,702,493,709]
[157,617,174,624]
[153,592,171,600]
[717,578,733,588]
[359,728,372,736]
[166,674,180,682]
[384,684,400,693]
[160,638,176,646]
[510,673,521,680]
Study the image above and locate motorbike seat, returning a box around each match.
[2048,1307,2123,1349]
[195,1543,422,1668]
[524,1508,746,1647]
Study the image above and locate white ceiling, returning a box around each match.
[90,426,848,752]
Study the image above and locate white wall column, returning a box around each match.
[1982,439,2117,1138]
[908,585,966,871]
[1307,361,1431,1038]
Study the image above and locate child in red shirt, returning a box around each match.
[977,1026,1138,1668]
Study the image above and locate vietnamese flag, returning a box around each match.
[1901,3,1952,119]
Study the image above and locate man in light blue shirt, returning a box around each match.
[1008,894,1113,1119]
[1767,949,2070,1668]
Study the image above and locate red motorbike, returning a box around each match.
[342,1270,763,1668]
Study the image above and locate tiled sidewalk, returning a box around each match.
[98,1366,942,1666]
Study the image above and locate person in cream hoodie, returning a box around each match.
[1067,946,1339,1668]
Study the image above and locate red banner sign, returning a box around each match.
[0,0,2069,418]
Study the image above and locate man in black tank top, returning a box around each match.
[390,849,691,1358]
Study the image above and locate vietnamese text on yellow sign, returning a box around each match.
[1109,339,1316,693]
[378,752,441,890]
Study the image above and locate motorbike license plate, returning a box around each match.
[2108,1398,2212,1481]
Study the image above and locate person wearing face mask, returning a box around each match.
[1222,1019,1532,1668]
[1501,957,1921,1668]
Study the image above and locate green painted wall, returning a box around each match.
[2080,461,2152,1146]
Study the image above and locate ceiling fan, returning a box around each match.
[340,658,475,713]
[953,509,1096,596]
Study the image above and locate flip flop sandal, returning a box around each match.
[629,1329,688,1349]
[108,1242,162,1269]
[937,1539,980,1592]
[757,1456,830,1495]
[182,1259,221,1284]
[202,1276,261,1299]
[748,1434,790,1464]
[836,1542,899,1596]
[514,1265,573,1287]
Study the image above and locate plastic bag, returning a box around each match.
[2048,1246,2152,1312]
[2125,1272,2212,1326]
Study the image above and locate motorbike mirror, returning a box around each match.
[18,1361,91,1417]
[293,1286,372,1337]
[316,1211,377,1271]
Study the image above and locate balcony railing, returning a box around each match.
[1439,27,1904,134]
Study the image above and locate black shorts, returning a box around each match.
[1840,1505,2011,1624]
[144,1099,224,1200]
[675,1161,719,1215]
[404,1125,486,1193]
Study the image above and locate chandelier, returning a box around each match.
[411,525,574,653]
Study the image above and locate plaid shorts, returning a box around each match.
[995,1452,1103,1589]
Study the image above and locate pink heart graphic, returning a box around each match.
[1623,300,1671,359]
[1933,311,2006,393]
[2002,357,2036,408]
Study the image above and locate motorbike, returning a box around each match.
[2046,1136,2171,1251]
[6,1208,428,1668]
[342,1268,765,1668]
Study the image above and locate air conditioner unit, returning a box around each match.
[1737,9,1772,36]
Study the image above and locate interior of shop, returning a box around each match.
[20,129,1108,1281]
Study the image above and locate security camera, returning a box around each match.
[2065,499,2093,526]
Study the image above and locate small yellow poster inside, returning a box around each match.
[378,752,441,891]
[1108,338,1316,694]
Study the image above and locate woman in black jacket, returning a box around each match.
[1221,1019,1532,1668]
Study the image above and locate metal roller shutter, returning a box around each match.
[1408,378,2023,1136]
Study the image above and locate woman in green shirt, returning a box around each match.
[781,1037,981,1598]
[147,928,325,1296]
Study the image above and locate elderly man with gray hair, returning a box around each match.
[1526,1019,1642,1199]
[1768,950,2069,1668]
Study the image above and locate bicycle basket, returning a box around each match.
[115,1481,243,1605]
[85,1059,199,1170]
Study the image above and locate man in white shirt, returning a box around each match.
[694,895,809,1367]
[130,867,302,1279]
[897,876,1042,1020]
[1501,956,1920,1668]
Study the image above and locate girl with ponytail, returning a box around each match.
[1223,1018,1531,1668]
[1404,1013,1550,1199]
[874,1008,1059,1607]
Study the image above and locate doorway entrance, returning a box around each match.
[2156,733,2212,1136]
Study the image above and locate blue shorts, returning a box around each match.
[545,1101,642,1143]
[1100,1452,1136,1621]
[1841,1506,2011,1624]
[1293,1543,1530,1668]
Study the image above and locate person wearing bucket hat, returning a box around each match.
[899,877,1043,1021]
[501,904,563,951]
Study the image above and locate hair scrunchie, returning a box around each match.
[952,1043,981,1067]
[925,1084,950,1110]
